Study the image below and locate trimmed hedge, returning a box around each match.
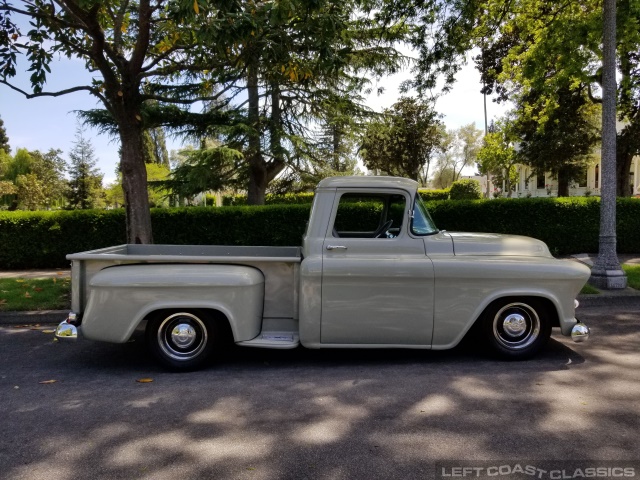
[222,192,315,206]
[418,188,450,201]
[427,197,640,255]
[1,197,639,268]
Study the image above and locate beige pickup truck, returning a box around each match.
[56,176,591,370]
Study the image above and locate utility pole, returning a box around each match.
[589,0,627,289]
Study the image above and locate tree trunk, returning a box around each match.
[119,120,153,244]
[557,169,570,197]
[267,83,286,184]
[246,60,266,205]
[616,127,637,197]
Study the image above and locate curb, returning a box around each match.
[577,295,640,308]
[0,310,68,325]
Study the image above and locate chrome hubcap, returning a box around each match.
[157,313,208,361]
[502,314,527,337]
[171,323,197,349]
[493,303,540,350]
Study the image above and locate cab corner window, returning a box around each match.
[332,193,405,238]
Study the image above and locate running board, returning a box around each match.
[236,331,300,349]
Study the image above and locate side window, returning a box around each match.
[332,193,406,238]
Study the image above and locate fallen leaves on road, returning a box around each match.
[136,378,154,383]
[42,329,56,334]
[39,380,58,384]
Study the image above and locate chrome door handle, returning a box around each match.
[326,245,348,250]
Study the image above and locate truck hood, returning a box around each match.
[448,232,552,257]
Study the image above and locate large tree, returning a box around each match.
[360,97,443,183]
[512,85,600,197]
[476,119,519,197]
[388,0,640,196]
[0,1,236,242]
[219,0,405,204]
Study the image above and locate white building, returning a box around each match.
[489,156,640,197]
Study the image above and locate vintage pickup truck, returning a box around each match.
[56,176,591,369]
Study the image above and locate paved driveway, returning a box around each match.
[1,304,638,480]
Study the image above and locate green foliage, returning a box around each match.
[477,119,520,196]
[418,188,450,201]
[360,97,443,183]
[432,123,483,187]
[449,179,482,200]
[66,126,104,209]
[426,197,640,255]
[0,179,15,196]
[159,146,244,201]
[0,209,127,268]
[3,198,640,269]
[15,173,45,210]
[0,114,9,154]
[222,192,315,206]
[145,163,170,208]
[151,205,311,247]
[622,265,640,291]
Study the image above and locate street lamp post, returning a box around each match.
[590,0,627,290]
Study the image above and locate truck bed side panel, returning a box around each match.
[82,264,265,343]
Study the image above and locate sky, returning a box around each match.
[1,53,510,185]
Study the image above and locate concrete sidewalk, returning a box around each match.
[1,254,638,324]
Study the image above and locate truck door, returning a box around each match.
[320,189,435,346]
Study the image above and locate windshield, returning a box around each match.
[411,196,439,236]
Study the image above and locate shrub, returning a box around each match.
[222,192,315,206]
[418,188,450,201]
[1,197,639,269]
[448,179,482,200]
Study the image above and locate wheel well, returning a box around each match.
[145,308,235,344]
[478,296,559,327]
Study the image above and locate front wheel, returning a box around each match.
[146,310,218,370]
[481,298,552,359]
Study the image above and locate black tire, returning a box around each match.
[146,310,218,370]
[481,298,552,359]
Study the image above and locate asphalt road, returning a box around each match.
[1,305,639,480]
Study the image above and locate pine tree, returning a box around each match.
[67,127,103,209]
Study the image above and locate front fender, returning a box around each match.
[81,264,265,343]
[431,256,590,349]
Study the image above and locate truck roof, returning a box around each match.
[316,176,419,190]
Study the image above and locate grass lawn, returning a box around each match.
[622,264,640,290]
[0,277,71,311]
[580,283,600,294]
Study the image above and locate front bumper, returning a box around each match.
[571,322,590,343]
[54,312,80,341]
[569,299,590,343]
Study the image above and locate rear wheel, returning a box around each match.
[146,310,218,370]
[481,298,551,359]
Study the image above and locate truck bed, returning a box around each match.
[68,244,302,320]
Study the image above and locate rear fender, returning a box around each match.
[81,264,264,343]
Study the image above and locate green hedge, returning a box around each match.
[222,192,315,206]
[1,198,639,268]
[418,188,450,201]
[427,197,640,255]
[0,206,310,269]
